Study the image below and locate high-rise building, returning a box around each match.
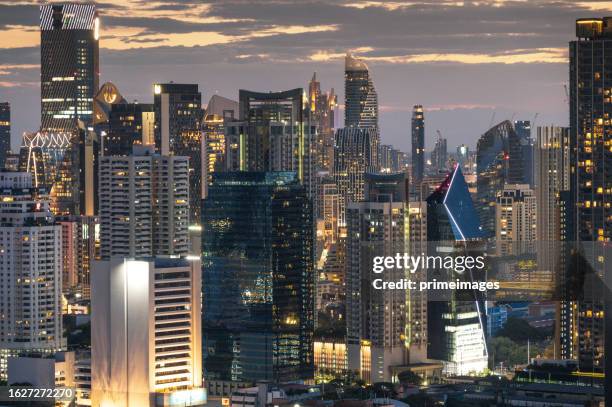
[153,83,203,224]
[234,88,316,198]
[99,146,190,259]
[514,120,535,187]
[40,3,99,133]
[202,94,238,199]
[309,73,337,173]
[333,127,380,223]
[495,184,537,256]
[91,257,204,407]
[569,17,612,374]
[0,172,64,378]
[431,135,448,173]
[202,172,314,384]
[346,172,408,383]
[426,166,488,376]
[344,54,378,129]
[411,105,425,183]
[476,120,524,237]
[104,102,154,156]
[0,103,10,169]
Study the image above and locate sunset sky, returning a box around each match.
[1,0,610,152]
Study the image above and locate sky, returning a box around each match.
[0,0,610,153]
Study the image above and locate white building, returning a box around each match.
[495,184,537,256]
[99,145,190,259]
[0,172,64,378]
[91,257,204,407]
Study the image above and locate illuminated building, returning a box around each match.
[99,146,190,259]
[0,172,64,379]
[316,176,340,245]
[569,17,612,374]
[345,53,378,129]
[235,88,316,198]
[333,127,380,223]
[431,135,448,173]
[476,120,523,237]
[153,83,204,225]
[202,94,238,198]
[514,120,534,186]
[40,3,99,133]
[426,166,488,376]
[104,102,154,156]
[91,257,204,407]
[314,340,347,378]
[0,103,10,169]
[309,72,337,173]
[202,172,314,383]
[495,184,537,256]
[412,105,425,184]
[346,172,408,383]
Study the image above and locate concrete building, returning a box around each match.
[91,257,204,407]
[495,184,537,256]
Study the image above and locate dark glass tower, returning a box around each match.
[569,17,612,375]
[344,54,378,129]
[0,103,10,169]
[153,83,203,224]
[514,120,534,187]
[202,171,314,383]
[426,166,488,375]
[105,103,154,156]
[40,3,99,133]
[411,105,425,184]
[475,120,523,237]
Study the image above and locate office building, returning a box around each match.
[495,184,537,256]
[476,120,523,237]
[0,103,10,169]
[411,105,425,184]
[333,127,380,223]
[104,102,154,156]
[202,172,314,383]
[346,172,408,383]
[91,257,204,407]
[309,73,337,173]
[431,135,448,173]
[40,3,99,133]
[314,340,347,378]
[0,172,64,378]
[514,120,535,186]
[344,53,378,129]
[153,83,203,224]
[232,88,316,198]
[202,94,238,198]
[99,146,189,259]
[569,17,612,374]
[426,166,488,376]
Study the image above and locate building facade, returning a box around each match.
[411,105,425,184]
[344,54,378,129]
[0,103,10,169]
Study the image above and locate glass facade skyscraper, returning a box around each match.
[202,172,314,383]
[411,105,425,184]
[344,54,378,129]
[105,103,154,156]
[0,103,10,170]
[40,3,99,133]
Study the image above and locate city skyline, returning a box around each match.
[0,0,607,151]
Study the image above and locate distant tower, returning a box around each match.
[40,3,99,132]
[495,184,537,256]
[0,103,10,169]
[344,54,378,129]
[309,73,337,172]
[411,105,425,184]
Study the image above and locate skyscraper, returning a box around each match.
[99,146,190,259]
[411,105,425,184]
[569,17,612,373]
[346,172,408,383]
[514,120,535,187]
[333,127,380,222]
[104,102,155,156]
[495,184,537,256]
[426,166,488,376]
[91,257,204,407]
[309,73,337,173]
[0,172,64,378]
[202,172,314,384]
[153,83,203,224]
[202,94,238,198]
[431,135,448,173]
[40,3,99,133]
[476,120,523,237]
[0,103,10,169]
[235,88,316,198]
[344,54,378,129]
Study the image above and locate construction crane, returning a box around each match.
[564,84,569,104]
